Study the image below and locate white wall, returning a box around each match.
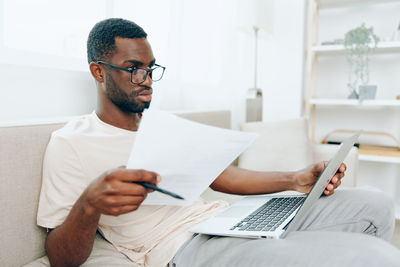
[0,64,95,121]
[158,0,306,128]
[260,0,306,123]
[0,0,306,129]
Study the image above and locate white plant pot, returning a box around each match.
[358,85,377,100]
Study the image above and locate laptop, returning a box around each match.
[190,131,361,239]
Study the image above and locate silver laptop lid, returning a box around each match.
[281,130,361,238]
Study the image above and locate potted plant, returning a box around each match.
[344,23,380,100]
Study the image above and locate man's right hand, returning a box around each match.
[45,166,159,266]
[82,166,161,216]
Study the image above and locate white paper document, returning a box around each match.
[126,109,258,206]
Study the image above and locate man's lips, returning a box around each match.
[137,89,152,102]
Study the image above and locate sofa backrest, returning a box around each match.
[0,110,231,266]
[176,110,231,129]
[0,121,67,266]
[238,118,313,171]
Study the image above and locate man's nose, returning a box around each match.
[141,72,153,87]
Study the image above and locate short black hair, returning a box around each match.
[87,18,147,64]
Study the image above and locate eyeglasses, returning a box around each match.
[96,60,166,84]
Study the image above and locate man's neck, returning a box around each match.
[96,107,140,131]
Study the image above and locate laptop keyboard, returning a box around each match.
[230,196,306,232]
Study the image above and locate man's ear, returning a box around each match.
[89,62,104,83]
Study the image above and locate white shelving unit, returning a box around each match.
[304,0,400,219]
[319,0,400,8]
[312,41,400,54]
[310,98,400,107]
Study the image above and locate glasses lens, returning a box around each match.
[130,67,165,84]
[131,69,147,84]
[150,67,164,81]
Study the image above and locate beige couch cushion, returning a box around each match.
[238,118,313,172]
[176,110,231,129]
[0,122,66,266]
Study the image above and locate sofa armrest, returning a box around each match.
[312,144,359,188]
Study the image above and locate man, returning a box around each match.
[36,18,400,267]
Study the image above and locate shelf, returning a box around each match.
[359,154,400,164]
[358,149,400,164]
[319,0,400,9]
[310,99,400,107]
[312,42,400,55]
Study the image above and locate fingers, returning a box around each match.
[324,182,336,195]
[321,161,346,174]
[324,180,340,195]
[298,161,346,196]
[329,163,346,189]
[85,168,162,217]
[129,169,160,184]
[339,163,347,173]
[93,184,149,215]
[331,176,342,188]
[108,182,149,196]
[104,195,146,207]
[324,188,334,196]
[104,169,162,196]
[107,168,160,185]
[322,161,346,196]
[324,175,342,195]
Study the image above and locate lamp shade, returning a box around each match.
[237,0,274,35]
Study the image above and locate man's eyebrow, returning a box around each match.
[124,59,142,65]
[124,59,156,67]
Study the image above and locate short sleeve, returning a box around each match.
[37,133,88,228]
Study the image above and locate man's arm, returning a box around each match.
[45,194,100,267]
[210,162,345,196]
[45,167,160,267]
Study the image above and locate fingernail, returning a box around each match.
[157,175,161,183]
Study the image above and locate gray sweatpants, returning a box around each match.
[171,188,400,267]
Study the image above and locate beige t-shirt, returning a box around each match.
[37,112,228,267]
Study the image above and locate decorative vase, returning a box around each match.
[358,85,377,101]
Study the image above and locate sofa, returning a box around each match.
[0,110,358,266]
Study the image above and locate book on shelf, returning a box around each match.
[321,129,400,158]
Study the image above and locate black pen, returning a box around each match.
[135,182,184,200]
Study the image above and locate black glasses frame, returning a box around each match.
[96,60,166,84]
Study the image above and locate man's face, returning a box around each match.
[104,37,155,113]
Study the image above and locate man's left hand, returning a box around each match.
[292,161,346,196]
